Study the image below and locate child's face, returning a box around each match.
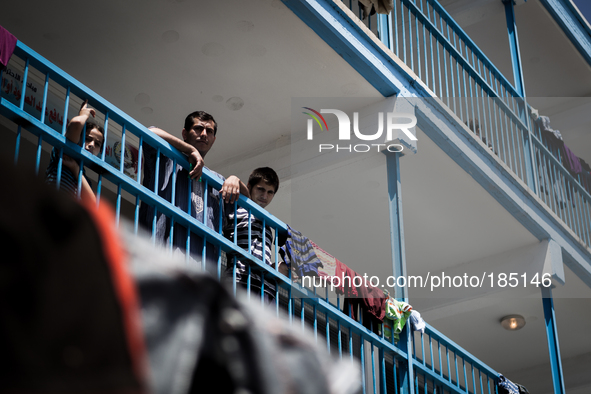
[85,128,104,156]
[249,180,276,209]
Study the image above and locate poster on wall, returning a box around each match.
[104,133,140,180]
[1,67,67,133]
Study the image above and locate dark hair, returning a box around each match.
[184,111,217,135]
[248,167,279,193]
[85,120,105,136]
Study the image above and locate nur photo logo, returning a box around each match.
[303,107,417,153]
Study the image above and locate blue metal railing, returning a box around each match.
[0,39,506,393]
[344,0,591,249]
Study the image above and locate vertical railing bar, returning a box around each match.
[313,303,318,343]
[61,86,70,136]
[499,108,509,166]
[19,58,29,111]
[548,154,559,216]
[380,348,386,394]
[116,183,122,227]
[202,178,209,271]
[301,298,305,332]
[168,158,177,252]
[40,72,49,124]
[14,125,21,166]
[454,352,459,390]
[76,157,84,200]
[429,334,434,371]
[462,359,468,393]
[471,363,477,394]
[326,312,331,354]
[468,53,476,129]
[402,2,407,64]
[371,342,377,394]
[415,11,421,79]
[349,327,354,361]
[446,345,452,384]
[34,135,43,175]
[453,32,463,121]
[408,5,414,72]
[480,370,485,394]
[394,0,399,56]
[508,117,519,177]
[438,340,443,378]
[361,337,366,394]
[421,332,426,366]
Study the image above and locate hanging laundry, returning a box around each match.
[311,240,338,278]
[0,25,17,69]
[409,310,426,333]
[357,0,394,20]
[538,129,568,208]
[383,298,413,341]
[535,116,563,141]
[562,143,582,176]
[332,259,386,334]
[497,374,519,394]
[332,259,359,298]
[279,224,323,280]
[580,159,591,194]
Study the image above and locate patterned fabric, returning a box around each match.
[383,298,413,341]
[311,240,337,277]
[224,207,275,296]
[45,147,89,197]
[279,225,323,278]
[498,374,519,394]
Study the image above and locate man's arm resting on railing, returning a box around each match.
[222,176,250,203]
[148,126,204,180]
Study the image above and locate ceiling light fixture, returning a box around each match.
[500,315,526,331]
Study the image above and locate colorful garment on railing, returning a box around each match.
[45,147,90,197]
[0,25,17,69]
[580,159,591,194]
[409,309,426,333]
[139,141,230,275]
[223,207,276,299]
[562,143,582,175]
[311,240,338,277]
[497,374,519,394]
[335,259,386,326]
[383,298,413,341]
[538,130,568,208]
[536,116,563,140]
[278,225,323,278]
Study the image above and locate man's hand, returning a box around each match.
[221,175,242,203]
[188,150,204,180]
[278,262,289,277]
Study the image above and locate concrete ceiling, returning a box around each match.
[1,0,590,393]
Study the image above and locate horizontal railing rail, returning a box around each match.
[340,0,591,250]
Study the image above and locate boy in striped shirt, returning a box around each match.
[224,167,288,302]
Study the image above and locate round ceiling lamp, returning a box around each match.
[500,315,526,331]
